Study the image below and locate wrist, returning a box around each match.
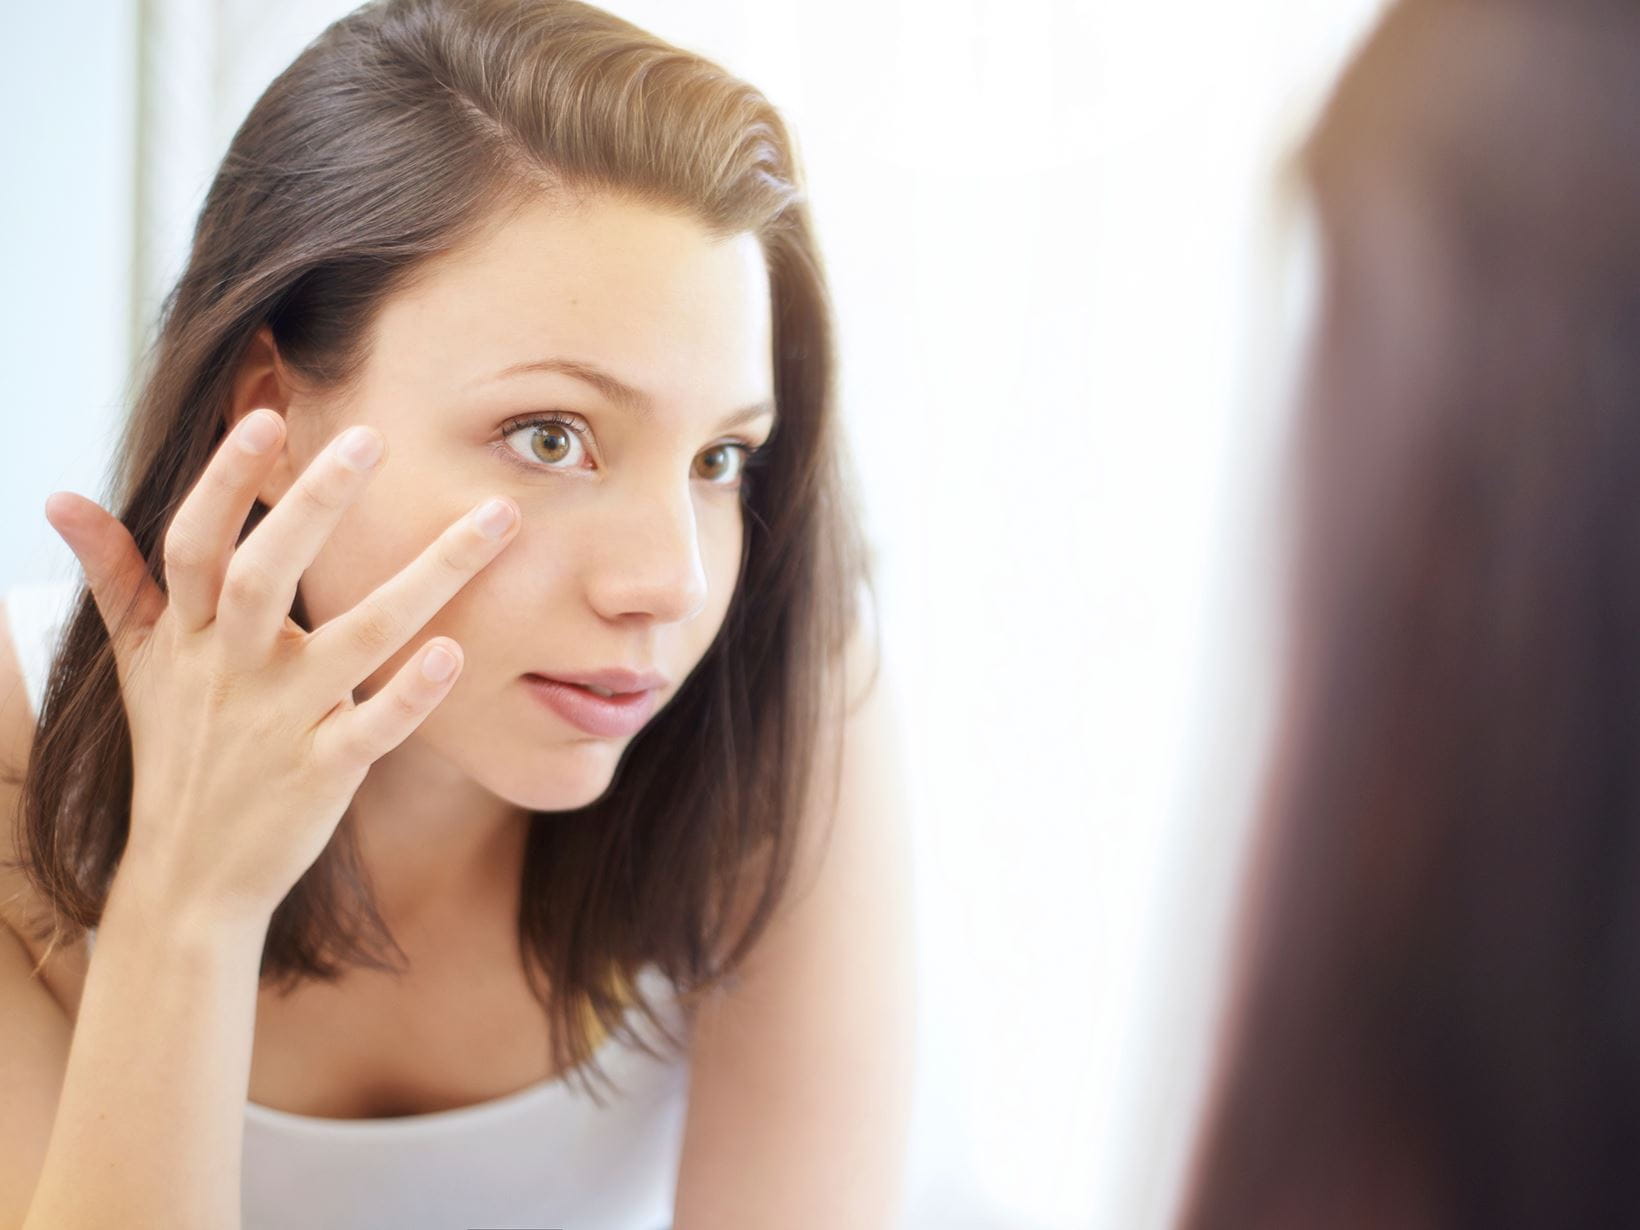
[105,856,273,950]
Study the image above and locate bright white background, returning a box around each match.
[0,1,1385,1225]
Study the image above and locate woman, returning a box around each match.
[1179,1,1640,1226]
[0,1,914,1227]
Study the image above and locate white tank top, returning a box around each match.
[5,578,690,1230]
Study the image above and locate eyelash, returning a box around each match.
[494,412,771,488]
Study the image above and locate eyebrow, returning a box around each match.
[487,357,777,431]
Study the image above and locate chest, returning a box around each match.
[46,920,570,1121]
[246,943,565,1119]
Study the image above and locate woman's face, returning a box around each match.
[255,194,776,811]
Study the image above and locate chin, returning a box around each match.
[488,739,628,813]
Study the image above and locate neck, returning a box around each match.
[346,739,533,935]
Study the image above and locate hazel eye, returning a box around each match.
[495,411,767,488]
[501,416,590,470]
[695,444,750,486]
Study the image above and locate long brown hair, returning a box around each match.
[5,0,874,1103]
[1180,0,1640,1224]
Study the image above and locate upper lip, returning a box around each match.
[528,667,668,694]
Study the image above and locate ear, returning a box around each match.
[225,324,301,507]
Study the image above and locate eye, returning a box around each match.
[695,442,761,487]
[494,412,772,488]
[497,413,592,472]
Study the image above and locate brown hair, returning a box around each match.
[1180,1,1640,1225]
[5,0,875,1103]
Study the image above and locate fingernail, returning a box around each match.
[422,644,458,682]
[237,410,281,455]
[338,426,384,471]
[474,498,516,539]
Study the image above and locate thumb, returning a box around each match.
[44,492,166,669]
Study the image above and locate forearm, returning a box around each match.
[23,872,269,1230]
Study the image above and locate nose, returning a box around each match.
[584,481,710,626]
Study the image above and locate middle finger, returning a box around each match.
[214,423,387,658]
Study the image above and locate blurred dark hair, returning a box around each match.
[1181,1,1640,1225]
[4,0,875,1104]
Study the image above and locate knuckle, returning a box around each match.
[295,474,349,516]
[312,708,362,759]
[207,453,248,493]
[437,538,474,574]
[347,598,404,657]
[390,686,425,721]
[220,556,276,607]
[163,521,209,571]
[192,647,245,710]
[322,726,370,768]
[204,669,241,711]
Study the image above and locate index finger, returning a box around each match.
[161,409,287,633]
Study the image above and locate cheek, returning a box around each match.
[696,506,746,628]
[704,505,745,578]
[295,480,464,631]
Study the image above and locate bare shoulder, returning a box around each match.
[0,598,34,778]
[0,598,40,923]
[0,598,78,1223]
[0,598,78,978]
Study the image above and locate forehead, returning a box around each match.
[367,194,774,399]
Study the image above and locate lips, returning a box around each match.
[522,673,662,738]
[531,666,669,695]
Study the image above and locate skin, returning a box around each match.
[10,191,912,1226]
[226,192,778,932]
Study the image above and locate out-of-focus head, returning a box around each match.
[1182,3,1640,1227]
[1296,0,1640,649]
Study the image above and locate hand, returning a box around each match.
[44,409,521,924]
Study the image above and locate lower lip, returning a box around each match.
[521,674,659,738]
